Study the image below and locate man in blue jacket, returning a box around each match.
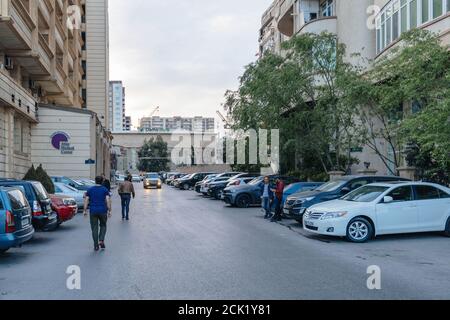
[260,176,274,219]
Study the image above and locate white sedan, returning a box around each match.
[303,182,450,243]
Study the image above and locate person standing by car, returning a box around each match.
[271,178,285,222]
[118,175,135,221]
[102,173,111,192]
[83,176,112,252]
[260,176,274,219]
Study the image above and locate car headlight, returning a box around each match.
[63,198,76,206]
[296,197,315,204]
[320,211,348,220]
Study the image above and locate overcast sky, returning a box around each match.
[109,0,273,127]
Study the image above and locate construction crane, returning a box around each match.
[148,106,160,118]
[216,110,231,130]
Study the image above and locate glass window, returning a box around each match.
[8,190,28,210]
[440,189,450,198]
[415,185,441,200]
[410,0,418,28]
[422,0,430,23]
[386,16,392,45]
[348,180,370,191]
[343,186,390,203]
[401,3,408,32]
[433,0,443,18]
[448,0,450,11]
[388,186,414,202]
[32,182,50,201]
[393,10,400,40]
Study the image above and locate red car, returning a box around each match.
[50,195,77,225]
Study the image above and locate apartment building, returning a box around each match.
[139,116,215,133]
[259,0,450,175]
[0,0,111,179]
[124,116,131,131]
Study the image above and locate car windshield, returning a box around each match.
[64,184,79,192]
[342,186,389,202]
[146,174,159,179]
[32,182,50,201]
[315,180,347,192]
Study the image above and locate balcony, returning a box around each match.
[0,68,38,122]
[55,20,66,50]
[0,0,36,50]
[38,0,52,26]
[277,0,295,37]
[296,16,337,36]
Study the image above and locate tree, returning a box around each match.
[137,136,170,173]
[225,32,360,177]
[23,164,55,194]
[346,29,450,177]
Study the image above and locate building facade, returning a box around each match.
[139,116,215,133]
[0,0,111,179]
[259,0,450,175]
[108,80,125,132]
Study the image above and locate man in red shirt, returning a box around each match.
[271,178,285,222]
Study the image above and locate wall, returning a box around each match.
[30,105,96,179]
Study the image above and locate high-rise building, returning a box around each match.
[139,116,215,133]
[0,0,86,178]
[85,0,110,127]
[109,81,125,131]
[124,116,132,131]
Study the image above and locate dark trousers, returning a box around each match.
[120,194,132,219]
[90,214,108,246]
[273,197,283,220]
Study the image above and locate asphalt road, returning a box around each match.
[1,184,450,300]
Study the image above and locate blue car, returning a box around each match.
[0,187,34,254]
[283,175,411,222]
[0,180,58,231]
[281,182,324,207]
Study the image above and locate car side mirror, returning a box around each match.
[383,196,394,203]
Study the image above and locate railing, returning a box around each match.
[38,33,53,74]
[38,0,51,25]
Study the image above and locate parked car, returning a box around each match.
[177,172,217,190]
[226,177,258,188]
[50,195,77,226]
[0,187,34,254]
[173,174,193,188]
[0,180,58,231]
[51,176,90,191]
[167,174,185,186]
[75,179,96,187]
[207,173,259,200]
[195,174,218,193]
[303,182,450,243]
[53,182,85,208]
[115,174,126,183]
[131,174,141,183]
[164,173,180,185]
[143,173,162,189]
[223,175,300,208]
[201,177,232,196]
[284,175,411,223]
[281,182,324,208]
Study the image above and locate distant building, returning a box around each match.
[124,116,132,132]
[109,81,132,132]
[139,116,215,133]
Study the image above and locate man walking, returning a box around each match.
[271,178,285,222]
[84,176,112,251]
[102,173,111,192]
[118,175,135,221]
[260,176,274,220]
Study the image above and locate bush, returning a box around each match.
[23,164,55,194]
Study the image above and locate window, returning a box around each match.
[393,2,400,40]
[448,0,450,11]
[422,0,430,23]
[415,185,441,200]
[410,0,418,28]
[348,180,370,191]
[433,0,443,17]
[440,190,450,198]
[401,0,408,32]
[388,186,414,202]
[8,190,28,210]
[320,0,334,17]
[13,117,25,153]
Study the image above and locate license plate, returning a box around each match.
[305,220,315,227]
[22,217,30,227]
[283,209,290,215]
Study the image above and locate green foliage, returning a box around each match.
[137,136,170,173]
[24,164,55,194]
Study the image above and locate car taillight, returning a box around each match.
[5,210,15,233]
[32,200,43,216]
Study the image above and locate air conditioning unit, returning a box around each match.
[4,56,13,70]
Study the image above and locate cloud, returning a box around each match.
[109,0,274,126]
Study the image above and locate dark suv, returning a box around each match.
[177,172,216,190]
[283,175,411,222]
[0,180,58,231]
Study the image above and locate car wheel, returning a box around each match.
[236,194,251,208]
[183,184,190,191]
[444,217,450,237]
[346,218,373,243]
